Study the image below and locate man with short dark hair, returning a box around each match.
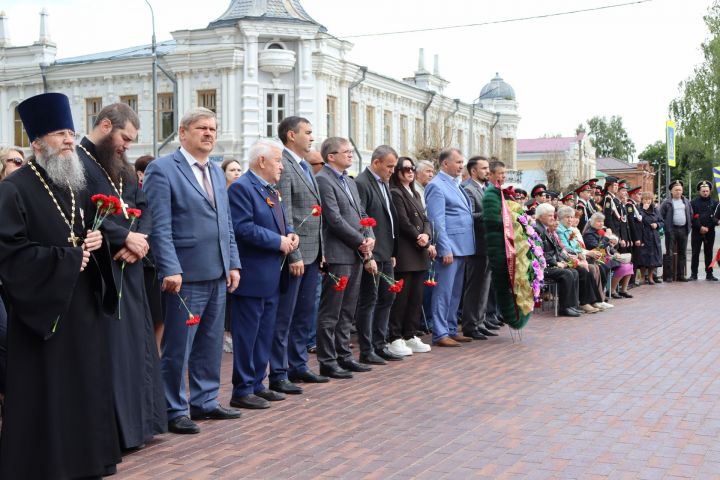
[690,180,719,281]
[355,145,401,361]
[461,156,496,340]
[77,103,166,448]
[269,117,328,395]
[425,148,475,347]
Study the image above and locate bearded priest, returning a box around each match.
[77,103,166,451]
[0,93,121,478]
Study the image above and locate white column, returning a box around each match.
[296,37,315,123]
[220,68,230,139]
[240,31,260,161]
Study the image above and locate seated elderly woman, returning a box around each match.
[582,212,635,299]
[534,203,584,317]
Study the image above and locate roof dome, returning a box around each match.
[479,73,515,101]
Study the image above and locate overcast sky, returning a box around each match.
[2,0,713,155]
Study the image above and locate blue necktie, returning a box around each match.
[299,160,314,185]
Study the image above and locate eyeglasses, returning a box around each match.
[309,162,325,167]
[46,130,79,141]
[5,157,23,166]
[400,166,416,173]
[329,149,353,156]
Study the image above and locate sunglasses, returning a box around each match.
[400,166,416,173]
[5,157,23,166]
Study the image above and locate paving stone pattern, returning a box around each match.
[117,280,720,479]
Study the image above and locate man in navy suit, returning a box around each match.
[228,139,299,409]
[143,108,242,434]
[425,148,475,347]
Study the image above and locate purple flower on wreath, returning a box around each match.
[518,215,528,226]
[533,246,544,258]
[525,225,536,237]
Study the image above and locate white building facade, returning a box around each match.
[0,2,520,172]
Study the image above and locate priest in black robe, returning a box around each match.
[77,102,166,450]
[0,93,121,479]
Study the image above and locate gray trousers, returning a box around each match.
[355,260,396,356]
[461,254,492,334]
[316,261,362,369]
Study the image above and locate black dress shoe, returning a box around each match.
[465,330,487,340]
[168,415,200,434]
[707,275,719,282]
[653,276,663,283]
[677,277,689,282]
[560,308,581,317]
[477,327,498,337]
[483,322,500,331]
[191,405,242,421]
[230,394,271,409]
[375,348,403,361]
[338,359,373,372]
[359,351,387,365]
[611,292,622,299]
[618,291,633,298]
[689,275,698,281]
[319,365,353,379]
[255,389,286,401]
[288,369,329,383]
[269,379,303,395]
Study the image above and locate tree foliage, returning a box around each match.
[584,115,636,161]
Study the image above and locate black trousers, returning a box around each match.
[545,267,579,310]
[666,226,689,280]
[355,260,396,356]
[577,266,601,305]
[691,228,715,276]
[387,270,425,341]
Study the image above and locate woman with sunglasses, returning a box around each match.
[387,157,436,353]
[0,147,26,180]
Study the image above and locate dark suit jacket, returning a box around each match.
[536,221,567,268]
[355,168,398,262]
[390,185,431,272]
[316,165,373,265]
[228,172,291,297]
[144,149,241,282]
[462,179,487,256]
[659,196,693,238]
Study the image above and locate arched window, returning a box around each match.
[14,107,30,148]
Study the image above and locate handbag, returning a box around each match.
[614,253,632,264]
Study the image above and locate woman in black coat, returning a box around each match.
[387,157,436,353]
[637,191,664,284]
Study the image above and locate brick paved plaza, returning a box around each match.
[117,280,720,479]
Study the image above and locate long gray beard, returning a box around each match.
[35,141,87,193]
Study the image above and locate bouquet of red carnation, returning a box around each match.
[90,194,123,230]
[327,272,349,291]
[424,261,437,287]
[597,229,606,237]
[177,293,200,326]
[296,204,322,229]
[359,217,377,228]
[376,271,403,293]
[117,208,143,319]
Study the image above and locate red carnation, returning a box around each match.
[693,213,700,219]
[91,193,108,207]
[186,314,201,326]
[328,273,348,292]
[388,278,404,293]
[423,279,438,287]
[311,205,322,216]
[359,217,377,228]
[127,208,142,219]
[597,229,606,237]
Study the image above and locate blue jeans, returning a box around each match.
[431,256,466,343]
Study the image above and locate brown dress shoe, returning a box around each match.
[434,337,461,347]
[450,334,472,343]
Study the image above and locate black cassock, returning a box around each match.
[0,164,121,479]
[78,139,166,450]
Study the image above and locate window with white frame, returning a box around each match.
[266,92,287,137]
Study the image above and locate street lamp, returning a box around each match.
[145,0,157,157]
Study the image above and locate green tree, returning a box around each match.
[670,1,720,177]
[584,115,636,161]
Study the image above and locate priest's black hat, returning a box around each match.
[17,93,75,142]
[697,180,712,191]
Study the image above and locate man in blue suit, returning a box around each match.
[143,108,242,435]
[228,139,299,409]
[425,148,475,347]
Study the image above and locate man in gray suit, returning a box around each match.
[315,137,375,379]
[269,117,328,394]
[461,156,497,340]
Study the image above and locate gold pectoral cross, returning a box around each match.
[120,199,129,220]
[68,232,80,247]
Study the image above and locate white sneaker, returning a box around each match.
[388,339,413,356]
[600,302,614,309]
[592,302,606,310]
[404,336,431,353]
